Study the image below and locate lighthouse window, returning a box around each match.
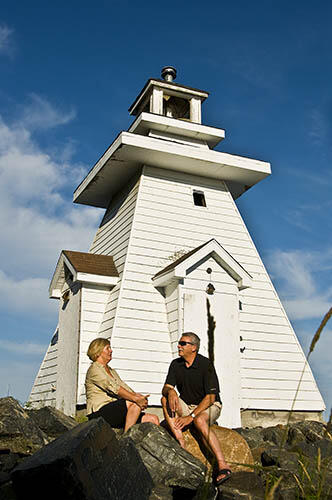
[193,190,207,207]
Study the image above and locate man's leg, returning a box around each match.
[161,396,185,448]
[193,412,231,483]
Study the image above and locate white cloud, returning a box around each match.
[21,93,76,131]
[267,249,332,321]
[0,339,47,356]
[0,270,57,317]
[0,24,13,56]
[0,95,102,311]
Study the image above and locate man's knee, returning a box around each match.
[193,412,209,429]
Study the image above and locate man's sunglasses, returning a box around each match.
[178,341,194,346]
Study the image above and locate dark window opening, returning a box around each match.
[51,330,59,346]
[193,190,206,207]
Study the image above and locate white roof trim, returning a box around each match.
[152,239,252,290]
[74,131,271,207]
[128,112,225,149]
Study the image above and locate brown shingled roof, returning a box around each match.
[63,250,119,277]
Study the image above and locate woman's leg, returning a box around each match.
[124,401,142,432]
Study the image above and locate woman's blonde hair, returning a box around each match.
[87,338,110,361]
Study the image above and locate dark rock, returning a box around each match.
[0,451,23,474]
[290,438,332,460]
[27,406,78,440]
[11,417,153,500]
[234,427,265,450]
[0,479,17,500]
[0,397,48,454]
[261,447,300,473]
[121,423,214,495]
[149,483,173,500]
[262,425,286,447]
[216,471,265,499]
[291,420,327,442]
[259,468,300,500]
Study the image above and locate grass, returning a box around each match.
[264,306,332,499]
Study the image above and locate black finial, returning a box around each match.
[161,66,177,82]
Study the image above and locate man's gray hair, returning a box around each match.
[182,332,200,351]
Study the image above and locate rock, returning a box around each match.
[149,483,173,499]
[291,420,327,442]
[0,397,48,455]
[182,425,254,474]
[234,426,266,450]
[290,438,332,460]
[216,471,265,499]
[261,447,300,473]
[121,423,215,496]
[27,406,78,440]
[11,417,153,500]
[259,468,300,500]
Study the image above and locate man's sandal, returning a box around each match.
[214,468,232,486]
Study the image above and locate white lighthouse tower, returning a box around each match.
[29,67,325,427]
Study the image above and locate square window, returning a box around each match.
[193,190,207,207]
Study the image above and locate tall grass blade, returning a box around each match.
[308,306,332,356]
[265,476,283,500]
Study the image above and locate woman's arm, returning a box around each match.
[117,386,149,409]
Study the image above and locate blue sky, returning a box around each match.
[0,0,331,418]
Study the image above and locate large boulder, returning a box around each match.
[182,425,254,474]
[11,417,153,500]
[0,397,48,455]
[27,406,78,440]
[216,471,265,500]
[121,423,215,497]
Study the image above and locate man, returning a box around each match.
[161,332,231,486]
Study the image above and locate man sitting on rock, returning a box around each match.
[161,332,231,486]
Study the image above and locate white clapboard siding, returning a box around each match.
[76,285,111,405]
[119,166,323,411]
[67,161,324,413]
[28,330,58,408]
[88,179,141,341]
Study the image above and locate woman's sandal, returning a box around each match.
[214,468,232,486]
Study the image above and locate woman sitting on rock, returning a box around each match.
[85,338,159,431]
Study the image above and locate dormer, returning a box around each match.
[128,66,208,124]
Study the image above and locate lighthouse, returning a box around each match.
[29,67,325,427]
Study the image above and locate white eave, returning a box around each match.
[152,239,253,290]
[73,131,271,208]
[128,112,225,149]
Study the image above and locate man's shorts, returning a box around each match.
[178,398,221,425]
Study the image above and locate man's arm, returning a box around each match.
[162,384,179,414]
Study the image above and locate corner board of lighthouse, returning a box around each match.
[28,66,325,427]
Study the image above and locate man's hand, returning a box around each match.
[167,389,179,417]
[173,415,193,430]
[134,393,149,409]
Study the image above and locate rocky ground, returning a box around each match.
[0,397,331,499]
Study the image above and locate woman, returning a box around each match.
[85,338,159,431]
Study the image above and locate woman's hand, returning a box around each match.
[134,393,149,409]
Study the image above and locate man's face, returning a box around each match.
[178,336,196,357]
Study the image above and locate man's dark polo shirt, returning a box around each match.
[165,353,221,405]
